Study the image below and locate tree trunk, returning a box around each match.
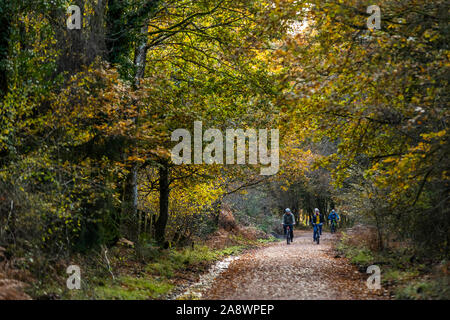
[121,23,149,240]
[373,208,384,251]
[155,162,169,244]
[123,163,138,240]
[0,0,11,98]
[105,0,160,242]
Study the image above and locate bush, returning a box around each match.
[395,277,450,300]
[350,249,374,267]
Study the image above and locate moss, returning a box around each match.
[93,276,173,300]
[217,245,246,256]
[143,244,250,281]
[350,249,374,266]
[394,278,450,300]
[383,269,419,282]
[257,236,278,244]
[337,241,375,267]
[170,245,217,266]
[146,261,175,278]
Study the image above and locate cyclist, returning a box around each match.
[282,208,295,243]
[328,209,340,232]
[311,208,322,242]
[319,210,325,235]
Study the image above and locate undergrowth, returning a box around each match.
[27,235,276,300]
[336,231,449,300]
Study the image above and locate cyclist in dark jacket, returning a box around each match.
[319,211,325,235]
[282,208,295,242]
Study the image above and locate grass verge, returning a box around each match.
[27,235,277,300]
[335,231,449,300]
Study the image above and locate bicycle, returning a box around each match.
[313,223,322,244]
[284,224,293,245]
[330,220,337,233]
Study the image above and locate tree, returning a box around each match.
[279,0,449,256]
[101,0,299,244]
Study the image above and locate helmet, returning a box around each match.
[285,208,291,213]
[314,208,319,213]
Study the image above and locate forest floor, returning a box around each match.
[2,228,445,300]
[202,230,389,300]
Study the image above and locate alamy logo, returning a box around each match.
[171,121,279,175]
[367,5,381,30]
[66,265,81,290]
[67,5,81,30]
[366,265,381,290]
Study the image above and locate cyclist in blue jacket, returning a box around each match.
[328,209,340,232]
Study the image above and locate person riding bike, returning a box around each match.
[328,209,340,232]
[311,208,323,242]
[319,210,325,235]
[282,208,295,243]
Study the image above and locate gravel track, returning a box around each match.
[203,230,388,300]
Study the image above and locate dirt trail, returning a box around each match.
[203,230,388,300]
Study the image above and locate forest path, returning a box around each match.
[203,230,388,300]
